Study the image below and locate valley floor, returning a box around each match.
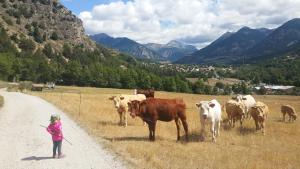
[30,86,300,169]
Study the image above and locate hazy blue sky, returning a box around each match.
[60,0,300,48]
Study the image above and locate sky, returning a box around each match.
[61,0,300,48]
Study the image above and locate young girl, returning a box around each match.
[47,114,64,158]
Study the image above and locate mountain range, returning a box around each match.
[177,18,300,64]
[90,33,197,61]
[144,40,197,61]
[90,33,162,60]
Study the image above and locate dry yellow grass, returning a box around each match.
[31,87,300,169]
[0,80,8,89]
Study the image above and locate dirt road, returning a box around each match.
[0,90,126,169]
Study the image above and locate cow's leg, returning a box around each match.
[240,116,243,128]
[282,112,286,122]
[175,118,181,141]
[255,120,259,131]
[119,113,122,125]
[211,121,216,142]
[289,114,292,122]
[124,111,128,127]
[232,118,236,128]
[117,110,122,125]
[152,121,157,141]
[261,121,265,135]
[200,117,205,141]
[182,119,189,141]
[147,123,152,141]
[216,120,221,137]
[228,116,232,127]
[178,112,188,141]
[121,112,125,126]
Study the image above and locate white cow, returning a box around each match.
[196,99,222,142]
[109,94,146,126]
[233,94,256,119]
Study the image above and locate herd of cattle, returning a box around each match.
[109,89,298,142]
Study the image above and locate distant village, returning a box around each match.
[142,62,298,95]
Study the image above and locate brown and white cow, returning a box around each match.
[128,98,189,141]
[281,105,297,122]
[109,94,146,126]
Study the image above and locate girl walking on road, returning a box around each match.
[47,114,64,159]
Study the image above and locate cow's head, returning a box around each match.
[196,101,215,120]
[109,96,125,109]
[128,100,141,118]
[234,94,247,103]
[292,114,297,121]
[252,106,265,119]
[237,103,246,115]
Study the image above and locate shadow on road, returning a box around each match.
[21,156,53,161]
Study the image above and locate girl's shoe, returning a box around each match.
[58,154,65,159]
[52,154,56,158]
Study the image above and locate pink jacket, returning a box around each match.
[47,121,63,141]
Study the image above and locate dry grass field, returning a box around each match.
[31,86,300,169]
[0,80,8,89]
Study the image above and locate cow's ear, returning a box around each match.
[120,96,125,100]
[209,103,215,108]
[196,103,200,108]
[109,96,115,100]
[127,102,131,107]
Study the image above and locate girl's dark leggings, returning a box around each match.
[53,140,62,156]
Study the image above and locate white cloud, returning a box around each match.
[79,0,300,48]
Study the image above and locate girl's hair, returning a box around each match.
[50,114,60,123]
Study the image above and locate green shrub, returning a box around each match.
[19,81,32,92]
[50,32,59,40]
[2,16,13,25]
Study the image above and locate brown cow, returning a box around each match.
[225,100,246,128]
[134,89,155,98]
[128,98,188,141]
[281,105,297,122]
[250,101,269,134]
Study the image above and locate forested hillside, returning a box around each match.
[235,55,300,87]
[0,25,198,93]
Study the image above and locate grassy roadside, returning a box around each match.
[0,80,5,108]
[31,86,300,169]
[0,81,8,89]
[0,95,3,108]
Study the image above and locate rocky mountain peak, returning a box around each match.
[0,0,95,51]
